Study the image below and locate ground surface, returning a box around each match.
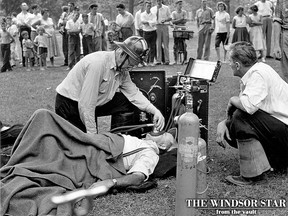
[0,22,287,216]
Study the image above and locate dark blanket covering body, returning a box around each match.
[0,109,126,216]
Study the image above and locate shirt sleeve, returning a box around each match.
[183,11,188,20]
[78,62,102,134]
[128,13,135,27]
[135,12,140,29]
[166,7,172,18]
[240,72,268,114]
[226,13,230,22]
[127,149,159,181]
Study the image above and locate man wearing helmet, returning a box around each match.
[55,36,165,134]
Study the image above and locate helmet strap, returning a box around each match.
[117,52,129,71]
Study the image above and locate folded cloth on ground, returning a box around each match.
[0,109,126,216]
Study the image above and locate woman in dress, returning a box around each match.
[248,5,266,62]
[232,6,250,43]
[32,8,60,67]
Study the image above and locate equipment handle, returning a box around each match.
[51,185,108,205]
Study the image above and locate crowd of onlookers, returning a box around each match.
[0,0,276,73]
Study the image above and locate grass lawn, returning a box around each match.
[1,22,287,216]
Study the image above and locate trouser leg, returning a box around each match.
[226,109,288,170]
[55,93,87,133]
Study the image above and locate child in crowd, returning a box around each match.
[34,26,51,70]
[232,6,250,43]
[107,21,121,51]
[6,16,20,67]
[80,14,94,56]
[21,31,35,71]
[248,5,266,62]
[0,22,14,72]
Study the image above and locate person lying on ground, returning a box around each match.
[0,109,175,216]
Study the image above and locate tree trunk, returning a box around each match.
[128,0,134,14]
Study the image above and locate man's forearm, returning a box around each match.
[229,96,245,111]
[114,172,145,188]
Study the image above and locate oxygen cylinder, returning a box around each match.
[197,137,207,199]
[175,108,199,216]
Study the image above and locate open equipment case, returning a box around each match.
[129,58,221,142]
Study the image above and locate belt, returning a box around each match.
[262,15,271,18]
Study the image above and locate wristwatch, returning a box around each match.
[112,178,117,188]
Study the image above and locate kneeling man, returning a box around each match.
[216,42,288,186]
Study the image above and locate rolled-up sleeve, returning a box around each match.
[78,64,101,134]
[240,73,268,114]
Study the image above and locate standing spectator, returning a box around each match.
[273,0,288,83]
[107,21,121,51]
[10,13,22,64]
[232,6,250,43]
[6,16,19,67]
[58,5,70,66]
[16,2,33,67]
[135,0,145,37]
[88,4,105,52]
[116,4,135,41]
[21,31,35,71]
[30,4,42,66]
[171,0,188,65]
[141,1,157,66]
[32,8,60,67]
[213,1,230,62]
[34,26,50,70]
[248,5,266,62]
[1,22,14,72]
[196,0,214,60]
[65,10,81,70]
[151,0,172,65]
[81,14,94,56]
[255,0,274,58]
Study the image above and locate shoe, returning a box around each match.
[149,63,155,67]
[170,62,177,65]
[66,67,71,71]
[266,56,273,59]
[40,67,45,71]
[164,62,169,65]
[262,58,266,63]
[225,175,253,186]
[155,62,161,65]
[26,68,31,71]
